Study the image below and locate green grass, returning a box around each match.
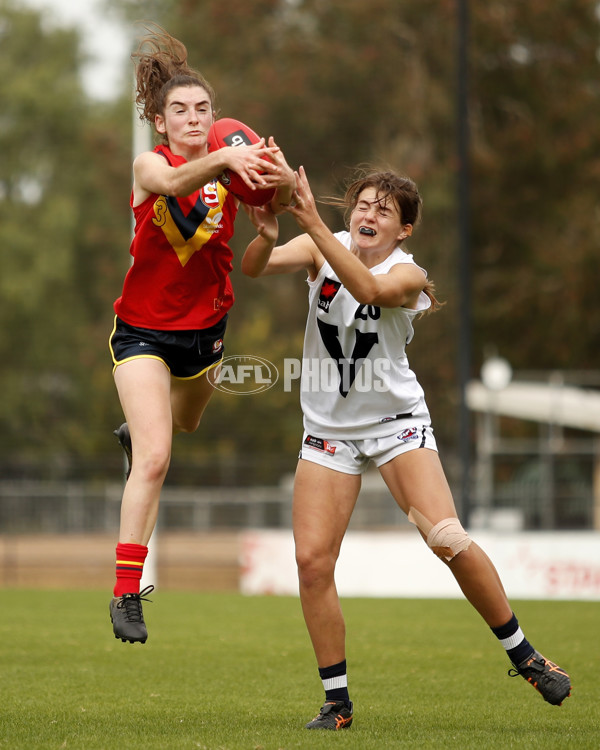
[0,592,596,749]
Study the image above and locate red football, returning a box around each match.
[207,118,276,206]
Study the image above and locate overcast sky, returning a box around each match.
[17,0,132,100]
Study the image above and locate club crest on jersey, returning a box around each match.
[304,435,337,455]
[397,427,419,443]
[318,278,342,312]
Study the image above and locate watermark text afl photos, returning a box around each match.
[212,355,392,395]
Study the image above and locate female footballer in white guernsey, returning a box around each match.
[242,166,570,730]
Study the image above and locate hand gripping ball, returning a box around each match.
[207,118,276,206]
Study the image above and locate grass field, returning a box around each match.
[0,591,596,749]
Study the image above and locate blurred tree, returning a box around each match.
[0,0,131,477]
[469,0,600,371]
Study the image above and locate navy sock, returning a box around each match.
[318,659,350,707]
[491,613,535,667]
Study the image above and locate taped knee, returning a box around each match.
[408,508,471,561]
[426,518,472,561]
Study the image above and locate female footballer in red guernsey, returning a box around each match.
[242,166,571,729]
[108,26,294,643]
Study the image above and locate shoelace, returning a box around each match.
[116,585,154,622]
[508,654,565,682]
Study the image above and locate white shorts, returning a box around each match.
[299,419,437,475]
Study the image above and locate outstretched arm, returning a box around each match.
[132,140,283,205]
[284,167,426,308]
[241,200,321,279]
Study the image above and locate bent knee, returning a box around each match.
[408,508,472,562]
[133,448,171,483]
[296,547,336,586]
[173,414,204,434]
[427,518,472,561]
[173,418,199,434]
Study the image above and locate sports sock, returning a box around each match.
[319,659,350,707]
[491,612,534,667]
[114,542,148,597]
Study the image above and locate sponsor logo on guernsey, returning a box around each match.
[397,427,419,443]
[203,212,223,231]
[317,278,342,312]
[304,435,337,455]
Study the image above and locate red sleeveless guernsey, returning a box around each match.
[114,145,238,330]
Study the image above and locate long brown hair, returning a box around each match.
[131,24,217,138]
[326,169,443,313]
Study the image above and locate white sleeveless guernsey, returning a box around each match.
[301,231,432,439]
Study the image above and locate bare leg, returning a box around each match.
[444,543,510,627]
[114,359,173,545]
[114,361,219,545]
[293,460,361,666]
[170,361,219,434]
[379,449,512,627]
[109,359,220,642]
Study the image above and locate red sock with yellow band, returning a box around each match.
[114,543,148,597]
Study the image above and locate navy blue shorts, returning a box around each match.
[109,315,227,379]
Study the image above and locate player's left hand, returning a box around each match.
[284,166,320,231]
[241,202,279,244]
[266,137,296,213]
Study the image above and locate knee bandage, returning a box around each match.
[408,508,472,561]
